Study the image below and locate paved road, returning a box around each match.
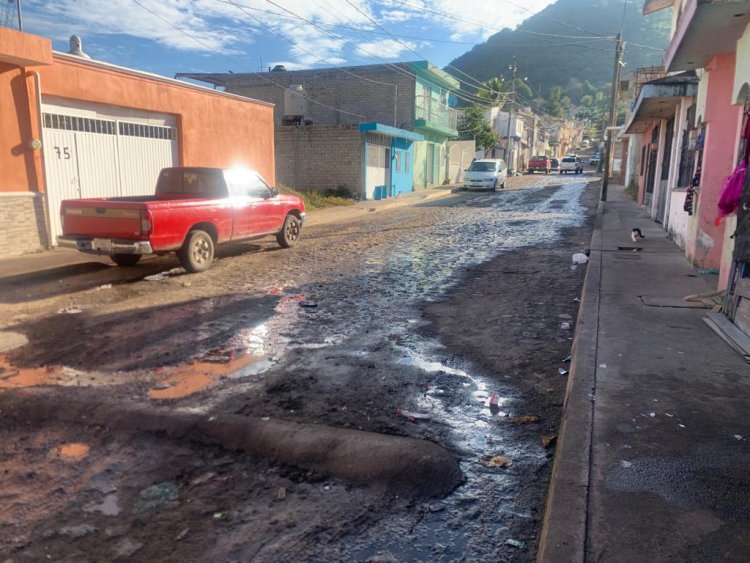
[1,172,598,561]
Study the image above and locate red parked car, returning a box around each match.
[59,167,305,272]
[528,155,551,174]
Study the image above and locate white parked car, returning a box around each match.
[560,156,583,174]
[463,159,508,190]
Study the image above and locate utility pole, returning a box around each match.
[506,57,517,173]
[16,0,23,31]
[601,34,623,201]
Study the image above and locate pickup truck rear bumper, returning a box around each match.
[58,236,153,255]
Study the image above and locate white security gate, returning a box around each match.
[41,99,178,243]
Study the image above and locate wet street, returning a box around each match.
[1,173,599,562]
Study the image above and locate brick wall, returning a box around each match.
[225,64,416,129]
[275,125,364,196]
[0,192,49,255]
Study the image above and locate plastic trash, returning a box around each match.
[734,434,744,441]
[278,487,286,500]
[560,322,571,330]
[395,408,431,421]
[559,367,568,376]
[489,393,500,406]
[299,301,318,308]
[505,539,525,549]
[572,252,589,265]
[563,354,572,363]
[572,297,581,303]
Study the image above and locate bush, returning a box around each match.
[277,184,355,211]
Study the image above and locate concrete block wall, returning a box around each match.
[275,125,363,196]
[0,193,49,255]
[224,64,416,129]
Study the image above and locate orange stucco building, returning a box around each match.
[1,27,275,255]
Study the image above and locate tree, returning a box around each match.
[545,86,564,118]
[477,77,505,106]
[457,105,498,151]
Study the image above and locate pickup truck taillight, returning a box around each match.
[140,210,153,236]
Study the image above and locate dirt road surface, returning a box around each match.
[0,173,599,562]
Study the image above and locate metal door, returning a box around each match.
[390,138,414,196]
[42,129,81,242]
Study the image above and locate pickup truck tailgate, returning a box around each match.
[62,201,146,240]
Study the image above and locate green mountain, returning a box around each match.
[447,0,671,101]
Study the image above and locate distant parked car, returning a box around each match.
[528,155,551,174]
[550,158,560,172]
[463,159,508,190]
[560,156,583,174]
[589,153,601,167]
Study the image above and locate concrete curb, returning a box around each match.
[0,390,464,499]
[537,200,603,562]
[305,186,463,228]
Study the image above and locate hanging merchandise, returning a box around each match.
[684,186,695,216]
[717,162,747,218]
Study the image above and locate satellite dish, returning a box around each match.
[448,94,458,107]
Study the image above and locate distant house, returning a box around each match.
[179,60,460,199]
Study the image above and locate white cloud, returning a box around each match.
[355,38,417,60]
[23,0,555,67]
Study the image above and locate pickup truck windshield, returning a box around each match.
[156,168,227,197]
[468,162,497,172]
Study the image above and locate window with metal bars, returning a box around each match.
[43,113,115,134]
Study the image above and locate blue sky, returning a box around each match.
[21,0,555,77]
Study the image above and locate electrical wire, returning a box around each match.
[225,0,398,89]
[386,0,608,39]
[261,0,494,107]
[129,0,368,119]
[213,0,480,44]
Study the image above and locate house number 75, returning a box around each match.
[53,146,71,160]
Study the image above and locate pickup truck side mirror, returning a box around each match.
[269,187,278,198]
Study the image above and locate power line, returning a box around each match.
[261,0,494,107]
[386,0,607,40]
[129,0,368,119]
[213,0,480,44]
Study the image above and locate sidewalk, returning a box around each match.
[539,186,750,561]
[0,185,463,279]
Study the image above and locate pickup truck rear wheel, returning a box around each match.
[277,214,302,248]
[111,254,141,267]
[178,229,214,273]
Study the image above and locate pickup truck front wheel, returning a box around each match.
[111,254,141,267]
[178,229,214,273]
[277,214,302,248]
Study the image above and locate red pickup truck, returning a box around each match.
[527,155,551,174]
[59,167,305,273]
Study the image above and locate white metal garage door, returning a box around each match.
[41,99,178,243]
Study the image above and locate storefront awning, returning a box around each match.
[358,123,424,141]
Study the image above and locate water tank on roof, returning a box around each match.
[284,84,306,123]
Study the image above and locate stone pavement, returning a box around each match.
[539,186,750,562]
[0,184,465,279]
